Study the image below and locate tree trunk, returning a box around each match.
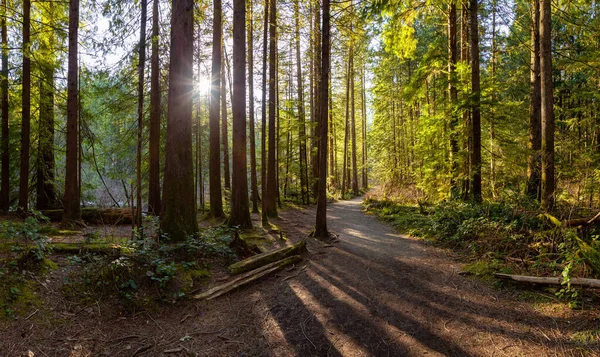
[161,0,198,241]
[260,0,269,225]
[37,63,56,210]
[209,0,225,218]
[460,2,470,200]
[229,0,252,228]
[263,0,278,218]
[489,0,497,198]
[469,0,481,203]
[361,68,367,189]
[311,0,321,202]
[313,0,329,238]
[19,0,31,212]
[527,0,542,200]
[148,0,161,215]
[295,0,308,205]
[63,0,81,225]
[248,0,259,213]
[221,45,231,191]
[350,48,358,195]
[540,0,555,210]
[342,52,350,195]
[0,0,8,212]
[136,0,147,226]
[448,1,458,197]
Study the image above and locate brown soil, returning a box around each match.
[1,197,599,356]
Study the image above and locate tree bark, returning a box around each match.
[448,1,458,197]
[526,0,541,200]
[209,0,225,218]
[540,0,555,210]
[263,0,278,218]
[229,0,252,228]
[295,0,308,205]
[361,68,367,189]
[460,2,470,200]
[0,0,8,212]
[350,47,358,195]
[342,52,350,195]
[313,0,329,238]
[469,0,481,203]
[248,0,259,213]
[37,61,56,210]
[161,0,198,241]
[221,45,231,191]
[63,0,81,225]
[260,0,269,225]
[19,0,31,212]
[136,0,147,226]
[148,0,161,215]
[311,0,321,201]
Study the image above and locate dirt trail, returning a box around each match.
[2,196,597,356]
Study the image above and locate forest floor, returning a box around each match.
[2,196,600,356]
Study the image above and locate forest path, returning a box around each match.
[4,196,593,356]
[258,196,585,356]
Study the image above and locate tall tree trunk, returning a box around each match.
[196,34,204,210]
[210,0,225,218]
[148,0,161,215]
[275,49,282,208]
[350,49,358,195]
[295,0,308,205]
[489,0,497,198]
[136,0,147,226]
[63,0,81,225]
[527,0,541,200]
[342,52,350,195]
[540,0,555,210]
[247,0,259,213]
[361,68,367,189]
[314,0,329,238]
[311,0,321,201]
[19,0,31,212]
[460,1,470,200]
[469,0,481,202]
[161,0,198,241]
[229,0,252,228]
[263,0,277,218]
[0,0,8,211]
[260,0,269,224]
[36,6,57,211]
[221,45,231,191]
[37,64,56,210]
[448,1,458,197]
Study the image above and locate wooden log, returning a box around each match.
[564,211,600,227]
[194,255,302,300]
[228,239,306,275]
[40,208,134,224]
[494,273,600,288]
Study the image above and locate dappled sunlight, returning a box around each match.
[253,291,294,355]
[289,281,372,356]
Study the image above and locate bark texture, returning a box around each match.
[161,0,198,241]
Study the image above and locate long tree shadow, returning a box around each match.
[267,198,599,356]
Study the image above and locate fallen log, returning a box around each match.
[194,255,302,300]
[40,208,134,225]
[228,239,307,275]
[494,273,600,288]
[564,211,600,227]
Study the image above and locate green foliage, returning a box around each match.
[63,227,236,310]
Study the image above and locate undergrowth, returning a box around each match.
[363,193,600,308]
[62,226,237,312]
